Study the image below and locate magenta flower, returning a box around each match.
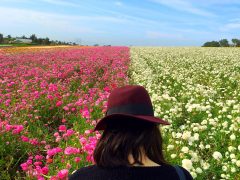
[57,169,68,179]
[58,125,67,132]
[56,101,62,107]
[41,166,49,175]
[20,163,28,171]
[64,147,80,155]
[47,147,62,157]
[74,157,81,163]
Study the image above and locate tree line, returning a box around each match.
[0,33,77,45]
[202,38,240,47]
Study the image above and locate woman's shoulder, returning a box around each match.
[174,165,193,180]
[69,165,97,179]
[69,164,193,180]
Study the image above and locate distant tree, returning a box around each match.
[0,33,3,43]
[7,35,12,39]
[21,35,27,39]
[232,38,240,47]
[37,38,44,45]
[94,44,99,46]
[30,34,37,43]
[219,39,229,47]
[44,37,50,45]
[202,41,220,47]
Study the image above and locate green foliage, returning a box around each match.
[0,33,3,43]
[202,41,220,47]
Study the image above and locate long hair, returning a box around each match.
[93,117,168,168]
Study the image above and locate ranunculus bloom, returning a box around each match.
[59,125,66,132]
[74,157,81,163]
[57,169,68,179]
[47,147,62,157]
[21,135,29,142]
[64,147,80,155]
[41,166,49,175]
[20,163,28,171]
[56,101,62,107]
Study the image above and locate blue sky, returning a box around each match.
[1,0,240,46]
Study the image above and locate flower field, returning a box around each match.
[0,46,240,179]
[0,46,130,179]
[130,47,240,179]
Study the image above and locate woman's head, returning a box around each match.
[93,118,168,168]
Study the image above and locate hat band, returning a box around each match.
[106,104,154,116]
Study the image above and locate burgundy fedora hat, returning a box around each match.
[93,85,170,131]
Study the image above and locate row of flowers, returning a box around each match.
[0,46,130,179]
[129,47,240,179]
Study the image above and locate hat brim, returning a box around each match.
[93,113,171,131]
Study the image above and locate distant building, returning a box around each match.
[13,38,32,44]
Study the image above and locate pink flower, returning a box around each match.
[47,95,54,100]
[41,166,49,175]
[59,125,66,132]
[63,129,74,137]
[54,132,59,137]
[63,106,69,111]
[84,130,91,135]
[20,162,28,171]
[79,137,87,144]
[29,138,39,145]
[81,107,90,119]
[57,169,68,179]
[21,135,29,142]
[47,147,62,157]
[56,101,62,107]
[5,124,12,131]
[12,125,24,134]
[34,161,42,166]
[64,147,80,155]
[74,157,81,163]
[35,155,44,161]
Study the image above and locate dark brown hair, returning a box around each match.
[93,117,168,168]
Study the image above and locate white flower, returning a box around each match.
[182,159,193,170]
[196,167,202,174]
[167,145,174,150]
[205,145,210,149]
[181,146,189,153]
[228,146,235,152]
[194,133,199,141]
[222,166,227,171]
[182,131,191,140]
[199,144,204,150]
[202,162,210,170]
[236,160,240,167]
[190,152,199,162]
[230,154,236,159]
[192,127,199,132]
[212,151,222,160]
[176,132,182,138]
[191,172,197,179]
[171,154,177,159]
[231,167,236,173]
[230,134,236,140]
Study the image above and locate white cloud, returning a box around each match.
[150,0,215,17]
[115,1,123,6]
[146,31,185,39]
[0,6,126,25]
[221,19,240,31]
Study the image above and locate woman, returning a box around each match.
[69,85,193,180]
